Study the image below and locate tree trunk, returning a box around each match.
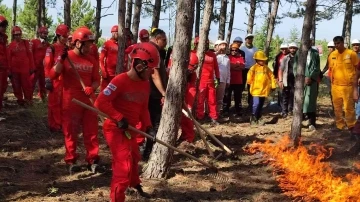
[151,0,161,28]
[290,0,316,147]
[42,0,46,26]
[342,0,353,47]
[246,0,256,34]
[116,0,126,74]
[192,0,214,115]
[37,0,42,29]
[311,14,316,41]
[12,0,17,26]
[131,0,142,42]
[64,0,71,29]
[218,0,227,40]
[225,0,235,45]
[194,0,201,36]
[125,0,133,28]
[264,0,280,57]
[143,0,195,179]
[94,0,101,43]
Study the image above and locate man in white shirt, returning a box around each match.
[215,40,230,116]
[240,34,258,111]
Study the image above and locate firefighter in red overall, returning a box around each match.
[0,16,8,112]
[49,27,102,174]
[44,24,70,132]
[7,26,36,106]
[94,42,159,202]
[31,26,49,101]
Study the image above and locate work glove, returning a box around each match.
[60,47,68,61]
[146,127,157,141]
[7,72,12,80]
[45,78,53,91]
[214,78,220,88]
[117,118,129,130]
[84,86,94,96]
[29,69,36,75]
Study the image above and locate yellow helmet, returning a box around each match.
[151,27,158,33]
[253,50,268,61]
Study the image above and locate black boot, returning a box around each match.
[67,163,81,175]
[142,139,154,161]
[134,184,151,198]
[87,163,105,174]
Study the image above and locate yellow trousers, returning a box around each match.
[331,85,356,129]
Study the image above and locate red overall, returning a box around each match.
[7,39,35,104]
[49,51,100,164]
[31,38,49,99]
[196,51,220,120]
[99,39,118,90]
[44,43,66,131]
[89,43,99,63]
[0,33,8,109]
[94,73,151,202]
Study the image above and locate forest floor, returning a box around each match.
[0,82,359,202]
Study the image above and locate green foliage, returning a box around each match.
[97,37,106,48]
[17,0,53,39]
[70,0,95,31]
[0,0,12,38]
[287,26,300,44]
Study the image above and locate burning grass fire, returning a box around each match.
[247,137,360,202]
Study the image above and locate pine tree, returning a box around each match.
[70,0,96,32]
[0,0,12,37]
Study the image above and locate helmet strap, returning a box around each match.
[133,60,148,80]
[76,41,85,55]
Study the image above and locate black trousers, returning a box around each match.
[282,85,295,114]
[223,84,244,113]
[241,68,252,110]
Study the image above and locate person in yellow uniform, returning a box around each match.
[328,36,360,131]
[247,50,276,125]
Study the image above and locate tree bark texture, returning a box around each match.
[192,0,214,115]
[42,0,46,26]
[151,0,161,28]
[290,0,316,147]
[64,0,71,29]
[116,0,126,74]
[37,0,42,29]
[94,0,102,43]
[131,0,142,42]
[264,0,280,57]
[218,0,227,40]
[225,0,235,45]
[246,0,256,34]
[13,0,17,26]
[342,0,353,47]
[311,14,316,41]
[143,0,195,179]
[194,0,201,36]
[125,0,133,28]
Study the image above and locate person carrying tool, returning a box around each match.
[31,26,50,101]
[49,27,102,174]
[44,24,70,132]
[7,26,36,106]
[194,37,220,125]
[328,36,359,132]
[247,50,276,125]
[0,15,8,113]
[94,42,159,202]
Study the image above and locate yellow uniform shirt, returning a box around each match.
[328,49,359,86]
[247,63,276,97]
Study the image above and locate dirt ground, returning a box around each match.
[0,83,359,202]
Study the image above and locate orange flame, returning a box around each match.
[247,137,360,202]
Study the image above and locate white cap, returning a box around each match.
[327,41,335,47]
[245,33,254,39]
[233,36,243,42]
[288,42,298,48]
[280,43,288,49]
[215,40,227,46]
[352,39,360,44]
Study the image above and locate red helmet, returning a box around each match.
[56,24,70,37]
[12,26,22,35]
[139,29,149,39]
[188,51,199,70]
[38,26,48,34]
[130,42,160,68]
[0,15,8,26]
[72,27,95,43]
[111,25,118,33]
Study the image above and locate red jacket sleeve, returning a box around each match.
[43,46,54,78]
[90,57,101,86]
[7,43,12,73]
[140,88,152,129]
[25,40,35,71]
[94,76,124,122]
[99,43,107,77]
[213,53,220,78]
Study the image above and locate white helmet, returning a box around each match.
[327,41,335,47]
[288,42,298,48]
[215,39,227,46]
[233,36,243,42]
[352,39,360,44]
[280,43,288,49]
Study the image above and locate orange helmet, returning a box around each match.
[72,27,95,43]
[38,26,48,34]
[12,26,22,35]
[139,29,149,39]
[55,24,70,37]
[188,51,199,70]
[111,25,118,33]
[130,42,160,68]
[0,15,8,27]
